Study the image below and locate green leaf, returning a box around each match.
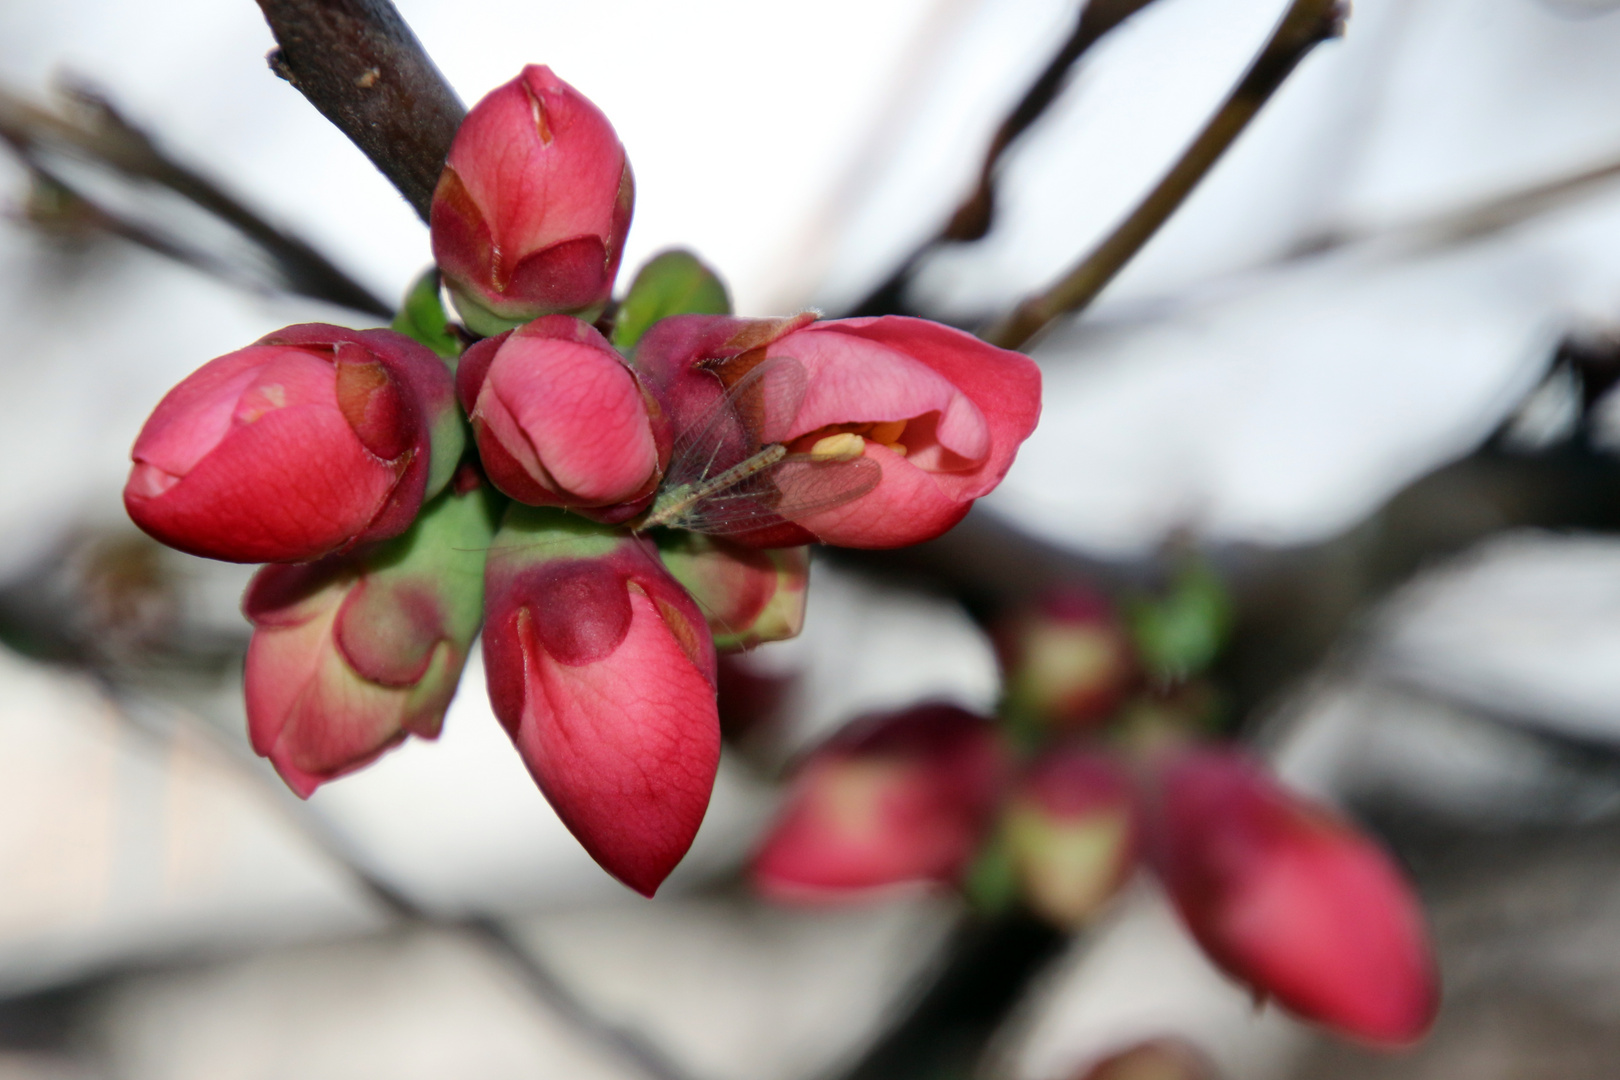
[962,827,1021,917]
[612,249,731,352]
[1126,559,1231,683]
[391,268,463,362]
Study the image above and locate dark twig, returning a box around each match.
[255,0,464,222]
[101,681,702,1080]
[0,81,391,316]
[984,0,1347,349]
[849,0,1162,318]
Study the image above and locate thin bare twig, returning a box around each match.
[848,0,1163,316]
[255,0,464,223]
[103,681,703,1080]
[984,0,1347,350]
[0,81,391,316]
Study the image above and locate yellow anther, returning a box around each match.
[883,442,908,457]
[808,432,866,462]
[868,420,906,445]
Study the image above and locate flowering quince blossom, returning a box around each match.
[1148,748,1439,1045]
[457,315,661,515]
[243,478,498,796]
[123,61,1044,897]
[124,324,462,563]
[1003,747,1139,928]
[431,64,633,336]
[631,312,1042,548]
[995,587,1136,731]
[481,506,719,896]
[751,704,1006,901]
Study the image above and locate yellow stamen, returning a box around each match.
[809,432,866,462]
[883,442,908,457]
[868,420,906,445]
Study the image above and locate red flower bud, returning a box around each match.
[632,314,1041,548]
[752,704,1005,902]
[457,316,661,513]
[431,65,634,335]
[1148,749,1438,1045]
[657,533,809,651]
[125,324,461,563]
[1006,748,1138,928]
[996,587,1136,730]
[482,507,718,896]
[243,482,498,796]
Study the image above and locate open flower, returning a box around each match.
[457,316,661,515]
[124,324,461,563]
[1148,749,1438,1045]
[751,704,1005,901]
[243,479,498,796]
[482,506,718,895]
[632,313,1041,548]
[431,65,634,335]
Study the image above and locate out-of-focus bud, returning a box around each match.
[125,324,462,564]
[996,587,1135,731]
[1071,1039,1217,1080]
[632,313,1041,549]
[431,65,633,335]
[482,506,718,896]
[1148,749,1438,1045]
[751,704,1005,901]
[1006,748,1138,928]
[612,249,731,353]
[457,316,660,515]
[242,477,499,797]
[657,533,808,651]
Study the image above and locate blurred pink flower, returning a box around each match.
[752,704,1005,901]
[995,587,1137,731]
[1006,747,1139,927]
[1149,749,1438,1045]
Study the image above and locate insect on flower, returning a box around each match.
[636,354,882,540]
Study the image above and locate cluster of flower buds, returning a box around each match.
[749,576,1437,1046]
[123,65,1042,896]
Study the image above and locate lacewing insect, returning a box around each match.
[633,354,881,538]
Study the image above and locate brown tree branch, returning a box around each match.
[848,0,1163,317]
[0,81,392,315]
[983,0,1347,349]
[255,0,465,223]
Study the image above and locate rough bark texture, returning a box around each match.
[256,0,464,222]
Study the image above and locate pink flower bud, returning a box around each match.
[1071,1039,1215,1080]
[125,324,461,564]
[657,534,809,651]
[1006,748,1139,928]
[431,65,634,335]
[996,587,1136,730]
[243,480,498,796]
[752,704,1005,902]
[1149,749,1438,1045]
[482,506,719,896]
[632,314,1041,548]
[457,316,661,513]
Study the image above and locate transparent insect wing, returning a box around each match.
[666,354,809,489]
[671,454,881,536]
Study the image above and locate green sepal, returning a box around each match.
[962,825,1021,918]
[488,505,629,567]
[1126,559,1231,684]
[392,268,464,362]
[359,480,502,637]
[611,249,731,353]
